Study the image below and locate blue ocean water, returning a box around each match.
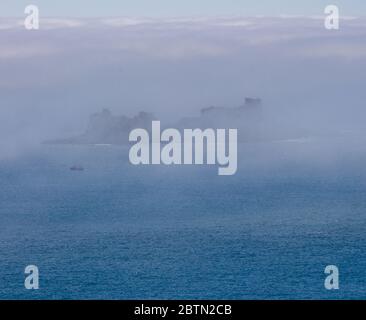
[1,141,366,299]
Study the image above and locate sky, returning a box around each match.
[0,0,366,17]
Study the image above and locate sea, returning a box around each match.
[1,138,366,299]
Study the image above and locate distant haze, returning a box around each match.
[1,16,366,158]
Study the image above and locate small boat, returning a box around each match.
[70,165,84,171]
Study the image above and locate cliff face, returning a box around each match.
[48,109,155,145]
[82,109,155,144]
[176,98,264,141]
[199,98,262,122]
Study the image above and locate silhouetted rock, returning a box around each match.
[176,97,264,141]
[47,109,155,145]
[45,97,306,145]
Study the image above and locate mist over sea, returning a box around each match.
[1,14,366,299]
[1,138,366,299]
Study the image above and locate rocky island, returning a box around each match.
[46,98,305,145]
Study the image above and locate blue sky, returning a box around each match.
[1,0,365,17]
